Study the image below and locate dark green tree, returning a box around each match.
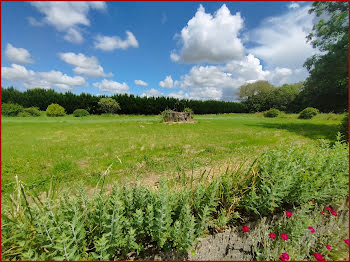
[303,1,349,112]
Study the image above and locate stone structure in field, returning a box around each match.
[162,110,193,122]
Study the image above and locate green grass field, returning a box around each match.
[1,113,344,195]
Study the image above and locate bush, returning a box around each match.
[263,108,280,118]
[46,104,66,117]
[1,103,23,116]
[298,107,319,119]
[184,107,194,114]
[339,113,348,142]
[98,98,120,114]
[24,107,41,117]
[73,109,90,117]
[17,111,32,117]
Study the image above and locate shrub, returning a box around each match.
[298,107,319,119]
[17,111,32,117]
[24,107,41,117]
[339,113,348,142]
[1,103,23,116]
[184,107,194,114]
[98,98,120,114]
[264,108,280,118]
[73,109,90,117]
[46,104,66,117]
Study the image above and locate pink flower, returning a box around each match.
[313,253,325,261]
[279,252,289,261]
[268,232,276,240]
[326,244,331,250]
[320,211,325,216]
[308,226,315,233]
[344,239,349,245]
[280,233,288,241]
[331,210,338,217]
[285,211,293,218]
[242,225,249,233]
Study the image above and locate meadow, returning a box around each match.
[1,113,344,195]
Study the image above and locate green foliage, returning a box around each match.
[24,107,41,117]
[73,109,90,117]
[242,140,349,216]
[161,109,174,122]
[339,113,348,142]
[1,103,24,116]
[98,98,121,114]
[238,80,275,101]
[303,2,349,112]
[264,108,281,118]
[46,104,66,117]
[184,107,194,114]
[298,107,319,119]
[17,111,32,117]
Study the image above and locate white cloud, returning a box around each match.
[288,2,300,9]
[1,64,86,90]
[171,4,245,63]
[249,5,316,69]
[30,2,106,43]
[59,52,112,78]
[94,31,139,51]
[141,88,163,97]
[27,17,44,26]
[93,79,129,93]
[168,90,190,100]
[5,44,33,64]
[134,79,148,86]
[159,75,175,89]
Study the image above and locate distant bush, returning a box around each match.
[339,113,348,142]
[184,107,194,114]
[24,107,41,117]
[46,104,66,117]
[298,107,319,119]
[98,98,120,114]
[2,103,23,116]
[73,109,90,117]
[17,111,32,117]
[264,108,280,118]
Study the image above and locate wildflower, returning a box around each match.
[281,233,288,241]
[311,200,315,204]
[331,210,338,217]
[285,211,293,218]
[326,206,334,212]
[344,239,349,245]
[242,225,249,233]
[313,253,325,261]
[320,211,325,216]
[279,252,289,261]
[308,226,315,233]
[262,241,265,246]
[268,232,276,240]
[326,244,331,250]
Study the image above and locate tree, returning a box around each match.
[98,98,121,114]
[238,80,275,101]
[303,2,349,112]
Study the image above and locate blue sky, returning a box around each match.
[1,1,316,101]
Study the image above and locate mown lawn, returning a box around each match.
[1,113,344,194]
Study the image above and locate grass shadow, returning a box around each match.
[247,121,340,141]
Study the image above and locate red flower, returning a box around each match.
[242,225,249,233]
[280,233,288,241]
[320,211,325,216]
[262,241,265,246]
[308,226,315,233]
[313,253,325,261]
[344,239,349,245]
[326,244,331,250]
[331,210,338,217]
[285,211,292,218]
[279,252,289,261]
[326,206,334,212]
[268,232,276,240]
[311,200,315,204]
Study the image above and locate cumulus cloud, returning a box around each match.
[159,75,175,89]
[134,79,148,86]
[1,64,86,90]
[171,4,245,63]
[93,79,129,93]
[249,5,316,69]
[288,2,300,9]
[59,52,112,78]
[5,44,33,64]
[94,31,139,51]
[141,88,163,97]
[29,1,106,43]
